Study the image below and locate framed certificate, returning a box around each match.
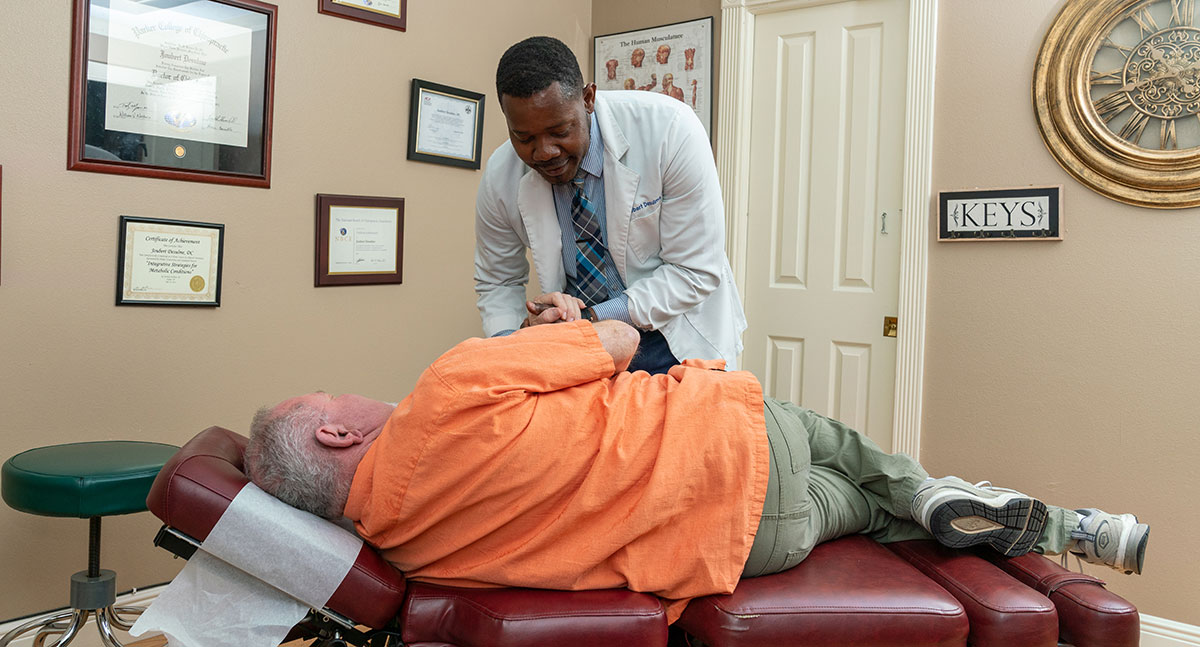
[315,194,405,287]
[319,0,406,31]
[407,79,485,170]
[117,216,225,306]
[69,0,278,188]
[594,17,714,138]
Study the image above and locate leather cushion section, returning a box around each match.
[146,427,406,629]
[3,441,178,517]
[677,535,969,647]
[887,540,1058,647]
[402,583,668,647]
[980,551,1139,647]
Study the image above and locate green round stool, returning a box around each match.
[1,441,178,647]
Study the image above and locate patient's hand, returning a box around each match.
[522,292,584,327]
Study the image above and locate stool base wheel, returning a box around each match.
[0,606,147,647]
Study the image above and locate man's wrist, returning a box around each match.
[581,306,598,322]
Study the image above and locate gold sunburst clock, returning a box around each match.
[1034,0,1200,207]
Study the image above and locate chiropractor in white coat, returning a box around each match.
[474,36,746,374]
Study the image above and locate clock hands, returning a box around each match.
[1114,59,1200,95]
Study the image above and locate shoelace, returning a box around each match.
[1060,551,1085,573]
[972,480,1026,496]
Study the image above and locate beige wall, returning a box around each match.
[0,0,590,622]
[926,0,1200,624]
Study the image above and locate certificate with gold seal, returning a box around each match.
[117,216,224,306]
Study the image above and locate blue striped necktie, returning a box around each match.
[570,175,609,306]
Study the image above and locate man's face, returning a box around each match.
[500,81,596,185]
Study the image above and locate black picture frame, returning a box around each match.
[315,194,405,287]
[116,216,225,306]
[69,0,278,188]
[937,187,1063,241]
[407,79,485,170]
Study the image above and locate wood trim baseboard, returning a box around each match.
[1141,613,1200,647]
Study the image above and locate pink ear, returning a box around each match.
[315,424,363,448]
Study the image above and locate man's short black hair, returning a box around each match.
[496,36,584,100]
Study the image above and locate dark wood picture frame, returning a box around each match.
[116,216,225,306]
[68,0,278,188]
[407,79,485,170]
[315,194,405,287]
[318,0,406,31]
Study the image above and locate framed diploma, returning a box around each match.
[68,0,278,188]
[116,216,224,306]
[319,0,406,31]
[594,16,714,138]
[407,79,485,170]
[315,194,404,287]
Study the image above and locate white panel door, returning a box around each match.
[743,0,907,451]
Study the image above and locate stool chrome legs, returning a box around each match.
[105,606,144,632]
[0,610,86,647]
[1,520,155,647]
[0,606,147,647]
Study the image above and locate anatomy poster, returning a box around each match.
[594,17,713,138]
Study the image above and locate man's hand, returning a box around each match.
[522,292,584,328]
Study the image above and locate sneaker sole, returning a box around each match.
[927,496,1048,556]
[1124,523,1150,575]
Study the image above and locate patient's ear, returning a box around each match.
[314,424,365,448]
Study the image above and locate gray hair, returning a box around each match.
[244,403,349,520]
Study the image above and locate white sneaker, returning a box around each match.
[911,476,1047,557]
[1069,509,1149,575]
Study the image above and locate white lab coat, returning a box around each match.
[474,90,746,368]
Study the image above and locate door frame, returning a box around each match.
[717,0,937,459]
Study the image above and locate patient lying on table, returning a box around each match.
[245,320,1149,622]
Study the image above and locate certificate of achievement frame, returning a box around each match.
[116,216,225,306]
[315,194,405,287]
[68,0,278,188]
[594,16,714,138]
[319,0,406,31]
[407,79,485,170]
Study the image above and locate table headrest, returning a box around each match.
[147,426,406,629]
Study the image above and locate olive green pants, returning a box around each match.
[743,398,1077,577]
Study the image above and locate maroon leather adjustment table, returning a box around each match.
[147,427,1139,647]
[980,548,1140,647]
[676,535,969,647]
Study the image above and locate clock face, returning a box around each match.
[1089,0,1200,150]
[1035,0,1200,207]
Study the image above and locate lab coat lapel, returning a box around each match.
[597,97,637,281]
[516,169,566,293]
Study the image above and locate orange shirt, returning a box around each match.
[344,322,769,622]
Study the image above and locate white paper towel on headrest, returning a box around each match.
[131,483,363,647]
[131,550,308,647]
